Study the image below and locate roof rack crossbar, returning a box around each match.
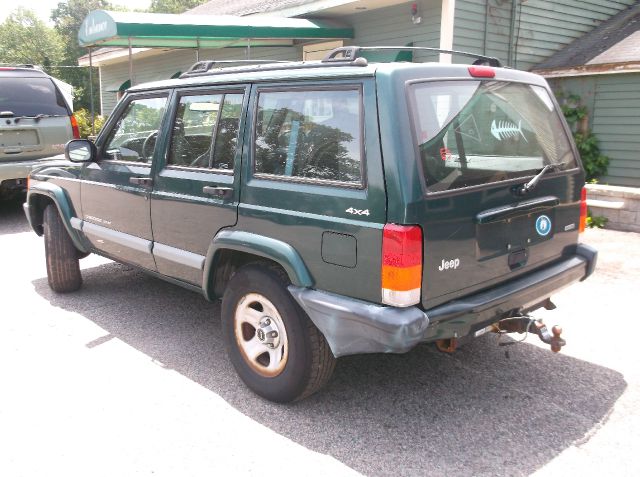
[181,59,292,78]
[322,46,502,67]
[0,63,42,70]
[179,57,368,79]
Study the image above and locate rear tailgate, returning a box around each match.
[0,76,72,162]
[405,75,583,308]
[0,116,70,161]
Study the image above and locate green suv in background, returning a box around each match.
[24,47,597,402]
[0,65,79,199]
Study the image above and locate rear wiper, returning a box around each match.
[13,114,61,124]
[514,164,558,197]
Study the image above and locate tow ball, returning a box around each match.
[493,316,566,353]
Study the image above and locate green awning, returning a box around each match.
[79,10,354,48]
[105,79,131,92]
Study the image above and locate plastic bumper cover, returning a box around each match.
[289,244,597,358]
[289,286,430,358]
[0,159,46,183]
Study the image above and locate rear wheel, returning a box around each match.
[221,264,335,403]
[43,205,82,293]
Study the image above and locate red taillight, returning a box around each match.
[70,114,80,139]
[579,187,587,233]
[468,65,495,78]
[381,224,423,307]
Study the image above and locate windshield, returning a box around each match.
[408,80,576,193]
[0,77,70,117]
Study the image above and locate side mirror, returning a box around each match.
[65,139,96,163]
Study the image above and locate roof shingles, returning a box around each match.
[535,1,640,71]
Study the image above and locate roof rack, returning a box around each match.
[177,45,502,80]
[179,57,368,79]
[0,63,43,71]
[322,46,502,67]
[181,59,289,77]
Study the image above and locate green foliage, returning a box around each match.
[74,108,105,138]
[586,211,608,229]
[558,93,588,126]
[0,8,64,68]
[51,0,110,112]
[148,0,209,14]
[573,132,610,181]
[557,92,610,182]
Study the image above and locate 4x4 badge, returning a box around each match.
[345,207,370,216]
[536,215,552,236]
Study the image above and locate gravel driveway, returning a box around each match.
[1,198,638,476]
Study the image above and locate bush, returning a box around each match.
[73,108,105,138]
[556,92,610,182]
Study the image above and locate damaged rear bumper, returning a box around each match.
[290,244,597,358]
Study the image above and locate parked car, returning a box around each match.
[24,47,597,402]
[0,65,78,199]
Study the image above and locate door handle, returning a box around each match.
[129,176,153,187]
[203,185,233,199]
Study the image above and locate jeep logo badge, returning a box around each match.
[536,215,552,237]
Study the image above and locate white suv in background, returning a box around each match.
[0,65,78,199]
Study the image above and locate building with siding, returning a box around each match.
[80,0,639,191]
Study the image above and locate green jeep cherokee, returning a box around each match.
[24,47,597,402]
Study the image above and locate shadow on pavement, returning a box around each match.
[33,262,626,476]
[0,197,30,235]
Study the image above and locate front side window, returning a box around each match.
[409,81,577,193]
[103,96,167,163]
[254,88,362,185]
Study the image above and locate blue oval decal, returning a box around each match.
[536,215,552,236]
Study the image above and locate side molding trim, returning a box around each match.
[153,242,205,270]
[83,221,152,254]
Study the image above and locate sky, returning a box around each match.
[0,0,152,24]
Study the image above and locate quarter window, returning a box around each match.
[254,88,362,185]
[103,96,167,163]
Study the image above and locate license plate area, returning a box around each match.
[0,129,40,147]
[476,208,555,261]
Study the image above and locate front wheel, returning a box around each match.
[43,205,82,293]
[221,264,335,403]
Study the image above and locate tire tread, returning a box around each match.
[43,205,82,293]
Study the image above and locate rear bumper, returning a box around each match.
[0,161,35,184]
[0,157,62,184]
[290,244,597,358]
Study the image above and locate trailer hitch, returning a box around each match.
[493,316,565,352]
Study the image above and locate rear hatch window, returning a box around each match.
[0,77,70,117]
[408,80,576,193]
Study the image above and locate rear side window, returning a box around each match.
[168,92,243,170]
[0,77,69,117]
[408,80,577,193]
[254,88,363,186]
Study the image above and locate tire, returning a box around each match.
[221,264,335,403]
[43,205,82,293]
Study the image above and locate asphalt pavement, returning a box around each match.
[1,197,638,476]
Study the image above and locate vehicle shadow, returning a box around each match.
[33,262,626,477]
[0,196,30,235]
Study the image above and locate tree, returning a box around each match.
[0,8,64,69]
[149,0,209,14]
[51,0,110,111]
